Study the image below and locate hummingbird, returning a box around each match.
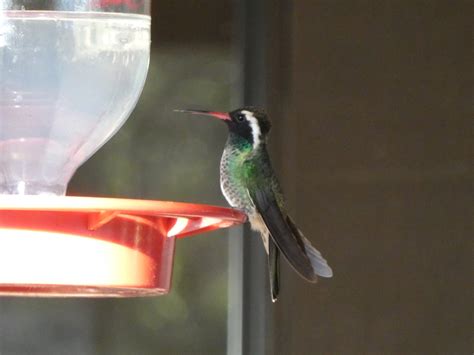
[176,107,333,301]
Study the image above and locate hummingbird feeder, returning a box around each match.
[0,0,246,297]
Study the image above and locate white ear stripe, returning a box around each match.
[241,110,261,149]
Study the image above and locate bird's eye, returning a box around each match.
[236,114,245,122]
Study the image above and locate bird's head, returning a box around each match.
[176,107,271,150]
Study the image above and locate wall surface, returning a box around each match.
[269,1,471,354]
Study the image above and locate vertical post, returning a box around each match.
[240,0,271,354]
[227,0,272,354]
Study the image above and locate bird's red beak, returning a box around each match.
[175,109,231,121]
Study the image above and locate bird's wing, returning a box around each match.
[249,186,318,282]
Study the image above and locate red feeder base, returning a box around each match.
[0,196,246,297]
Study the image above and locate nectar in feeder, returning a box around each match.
[0,5,150,195]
